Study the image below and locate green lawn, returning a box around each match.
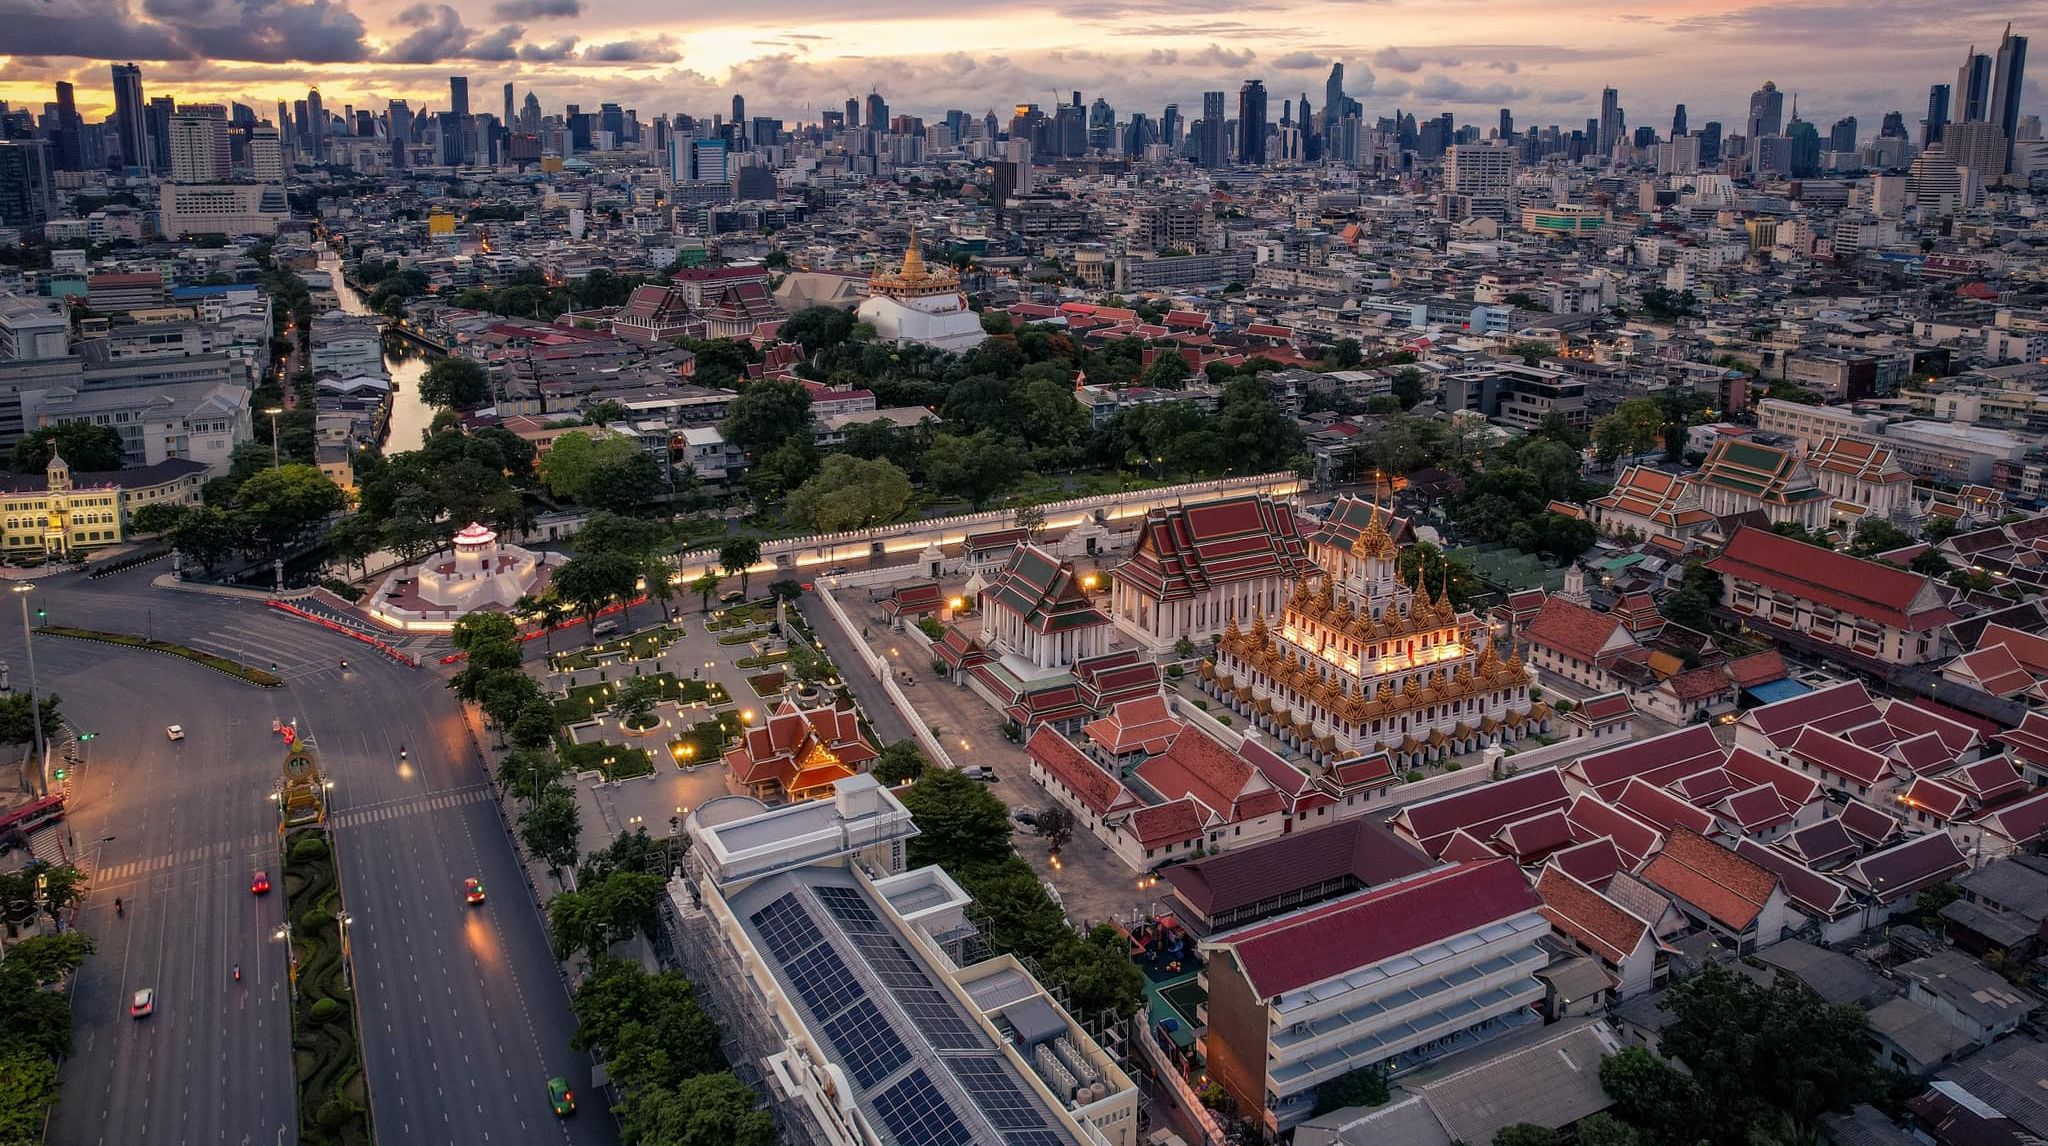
[553,674,731,726]
[548,626,683,671]
[668,717,734,766]
[560,740,654,780]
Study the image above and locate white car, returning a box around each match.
[165,725,184,741]
[130,988,154,1018]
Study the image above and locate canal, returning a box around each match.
[323,251,438,452]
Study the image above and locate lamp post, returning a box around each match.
[263,406,284,468]
[13,584,43,797]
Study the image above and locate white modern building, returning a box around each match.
[676,776,1139,1146]
[157,183,289,238]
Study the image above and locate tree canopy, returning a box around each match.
[417,356,492,409]
[786,454,914,530]
[13,423,124,473]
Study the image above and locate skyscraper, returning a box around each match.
[449,76,469,120]
[1161,103,1181,147]
[1699,121,1722,164]
[305,88,325,160]
[1880,111,1908,139]
[1238,79,1268,166]
[51,82,81,171]
[1671,104,1687,138]
[845,97,860,129]
[1325,64,1346,131]
[865,91,887,132]
[0,140,57,227]
[1989,23,2028,172]
[1745,81,1783,142]
[502,83,513,128]
[1498,108,1513,139]
[1597,87,1621,154]
[1925,83,1951,145]
[1828,116,1858,153]
[521,92,541,135]
[146,96,175,172]
[732,94,745,126]
[1958,46,1993,122]
[110,62,147,171]
[1088,97,1115,151]
[1201,90,1226,168]
[249,125,283,182]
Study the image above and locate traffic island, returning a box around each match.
[282,826,371,1145]
[35,627,283,686]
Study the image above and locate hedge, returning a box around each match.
[37,626,283,686]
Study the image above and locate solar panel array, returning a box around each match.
[746,883,1079,1146]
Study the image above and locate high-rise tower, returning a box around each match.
[110,62,148,171]
[1238,79,1268,165]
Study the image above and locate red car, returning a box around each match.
[250,870,270,895]
[464,877,485,905]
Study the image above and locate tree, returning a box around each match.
[0,692,62,747]
[1391,366,1425,410]
[1035,804,1075,852]
[12,423,125,473]
[417,356,491,408]
[898,768,1013,874]
[1592,397,1664,463]
[127,500,191,537]
[323,512,384,580]
[718,537,763,597]
[0,1053,58,1141]
[1217,379,1305,473]
[508,702,559,755]
[1141,351,1192,389]
[584,448,667,514]
[924,431,1029,508]
[1494,1126,1560,1146]
[785,455,913,531]
[554,551,641,632]
[583,399,629,427]
[232,464,345,556]
[1310,1065,1389,1116]
[577,827,669,886]
[570,958,724,1088]
[1599,1047,1703,1145]
[1660,562,1724,633]
[780,305,855,352]
[1041,924,1144,1018]
[519,786,582,873]
[721,379,813,454]
[614,674,666,729]
[497,746,566,808]
[1574,1114,1646,1146]
[872,742,927,785]
[1656,964,1880,1141]
[742,436,820,504]
[1922,515,1962,543]
[690,571,720,613]
[1321,338,1363,370]
[22,862,81,927]
[1849,517,1913,557]
[621,1071,776,1146]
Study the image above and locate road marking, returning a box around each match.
[327,784,490,830]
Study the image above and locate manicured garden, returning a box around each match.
[283,828,370,1145]
[561,740,655,779]
[553,674,730,726]
[549,626,683,672]
[668,717,735,766]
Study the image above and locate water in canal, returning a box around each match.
[323,252,437,453]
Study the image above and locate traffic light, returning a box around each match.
[53,767,66,781]
[77,732,95,742]
[34,608,45,621]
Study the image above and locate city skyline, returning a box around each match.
[1,2,2043,132]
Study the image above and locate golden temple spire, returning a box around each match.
[900,225,926,278]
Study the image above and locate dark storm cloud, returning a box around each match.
[490,0,583,18]
[5,0,368,63]
[382,3,471,64]
[582,39,682,63]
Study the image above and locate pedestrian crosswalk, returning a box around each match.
[190,622,350,683]
[93,831,271,883]
[328,784,491,830]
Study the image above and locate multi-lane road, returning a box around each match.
[23,565,613,1146]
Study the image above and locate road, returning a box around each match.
[31,565,612,1146]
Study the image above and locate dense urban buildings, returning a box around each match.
[12,20,2048,1146]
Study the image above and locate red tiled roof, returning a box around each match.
[1716,784,1795,833]
[1570,725,1724,802]
[1742,680,1878,744]
[1725,650,1790,688]
[1537,865,1652,965]
[1946,756,2026,803]
[1899,777,1967,821]
[1786,726,1897,787]
[1840,832,1967,902]
[1523,597,1631,664]
[1492,808,1577,863]
[1980,788,2048,848]
[1136,725,1286,823]
[1723,747,1822,812]
[1161,816,1431,920]
[1612,777,1720,836]
[1838,798,1901,847]
[1218,860,1539,998]
[1116,494,1314,604]
[1640,829,1780,932]
[1081,696,1182,757]
[1391,768,1573,857]
[1563,794,1664,867]
[1997,711,2048,765]
[1666,665,1735,703]
[1026,727,1134,817]
[1126,798,1208,847]
[1881,701,1983,758]
[1708,526,1956,631]
[1547,836,1627,887]
[1779,818,1860,866]
[1732,839,1856,918]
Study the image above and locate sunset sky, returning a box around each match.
[1,0,2041,136]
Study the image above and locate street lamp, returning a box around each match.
[262,406,284,468]
[12,584,43,797]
